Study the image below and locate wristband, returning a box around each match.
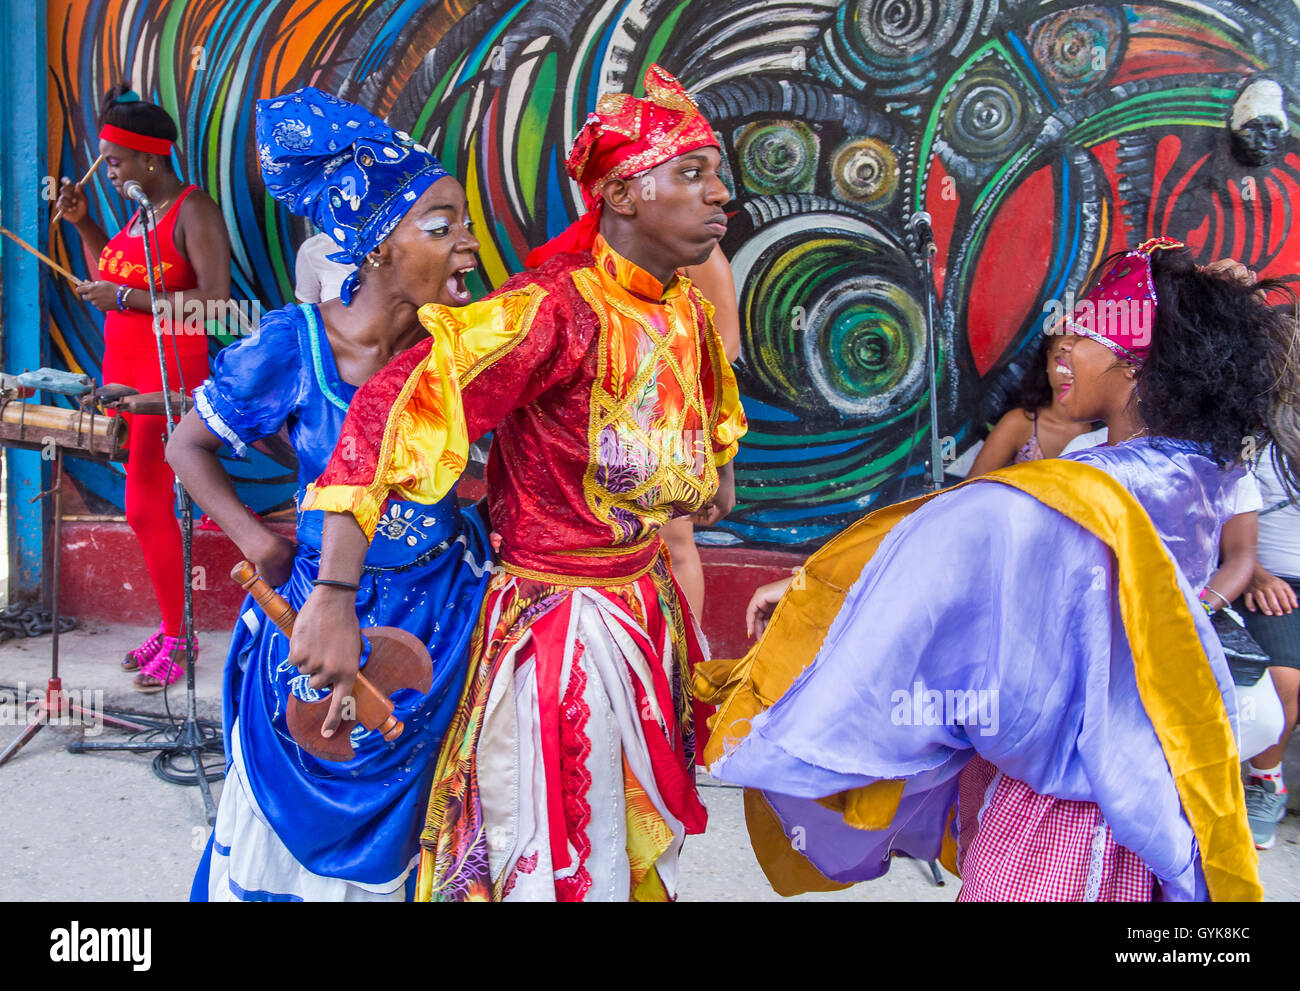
[115,285,131,311]
[312,578,360,592]
[1202,585,1231,610]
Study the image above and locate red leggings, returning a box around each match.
[101,347,211,637]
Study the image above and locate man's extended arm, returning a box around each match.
[287,285,578,725]
[286,315,485,735]
[286,511,370,737]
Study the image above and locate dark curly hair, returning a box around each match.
[1010,334,1057,416]
[1120,247,1300,495]
[99,84,178,147]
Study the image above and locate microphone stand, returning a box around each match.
[919,231,942,493]
[888,222,951,890]
[67,187,223,824]
[895,215,944,502]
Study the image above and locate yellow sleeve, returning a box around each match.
[300,289,538,539]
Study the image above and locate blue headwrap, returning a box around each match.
[255,87,450,305]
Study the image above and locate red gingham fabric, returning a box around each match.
[955,756,1154,902]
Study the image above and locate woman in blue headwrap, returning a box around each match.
[166,88,489,901]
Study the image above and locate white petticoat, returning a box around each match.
[205,717,414,902]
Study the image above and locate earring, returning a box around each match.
[147,164,155,172]
[369,258,381,269]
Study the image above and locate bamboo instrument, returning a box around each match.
[0,399,126,460]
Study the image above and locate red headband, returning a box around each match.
[98,124,173,157]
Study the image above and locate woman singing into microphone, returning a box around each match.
[55,84,232,691]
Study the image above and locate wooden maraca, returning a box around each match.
[231,561,432,762]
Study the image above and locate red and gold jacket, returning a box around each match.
[303,234,747,584]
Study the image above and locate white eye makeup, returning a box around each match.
[417,217,452,236]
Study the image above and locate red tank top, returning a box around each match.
[97,185,206,356]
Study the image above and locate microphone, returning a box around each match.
[123,180,153,210]
[906,211,936,256]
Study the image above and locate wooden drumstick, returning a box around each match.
[0,226,84,287]
[49,153,106,228]
[230,561,404,741]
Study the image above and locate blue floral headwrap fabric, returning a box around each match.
[255,87,450,304]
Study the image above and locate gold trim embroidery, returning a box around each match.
[572,250,720,546]
[461,290,549,389]
[502,552,661,588]
[587,115,715,193]
[365,348,438,523]
[418,289,550,394]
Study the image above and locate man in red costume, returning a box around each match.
[289,65,747,901]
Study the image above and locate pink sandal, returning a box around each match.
[133,635,197,693]
[122,624,165,672]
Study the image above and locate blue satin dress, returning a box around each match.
[190,303,490,901]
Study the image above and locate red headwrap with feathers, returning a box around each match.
[525,65,717,268]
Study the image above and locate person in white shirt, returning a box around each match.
[1235,444,1300,848]
[294,230,354,304]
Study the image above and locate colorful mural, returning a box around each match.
[46,0,1300,547]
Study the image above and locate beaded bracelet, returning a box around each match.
[115,285,131,311]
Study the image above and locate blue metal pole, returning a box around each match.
[0,0,50,603]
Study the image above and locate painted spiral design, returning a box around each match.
[1029,6,1126,97]
[865,0,942,55]
[944,72,1028,160]
[831,137,898,206]
[856,0,956,65]
[821,0,991,93]
[741,219,925,420]
[735,121,818,195]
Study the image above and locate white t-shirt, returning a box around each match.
[1061,427,1107,456]
[294,233,353,304]
[1235,471,1263,514]
[1254,447,1300,579]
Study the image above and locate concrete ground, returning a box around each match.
[0,621,1296,901]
